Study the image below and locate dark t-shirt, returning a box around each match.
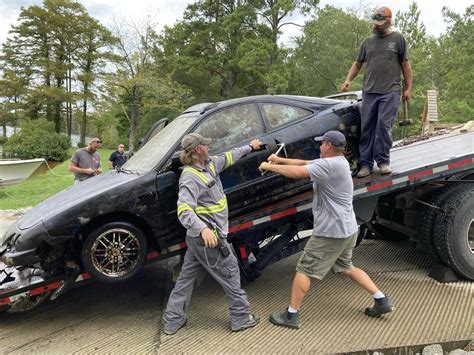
[356,31,409,94]
[71,148,101,181]
[109,151,126,168]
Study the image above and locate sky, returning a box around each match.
[0,0,472,47]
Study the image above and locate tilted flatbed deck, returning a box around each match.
[1,132,473,309]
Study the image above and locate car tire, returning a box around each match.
[433,185,474,280]
[81,222,148,283]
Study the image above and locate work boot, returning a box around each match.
[365,296,393,317]
[357,166,371,178]
[231,313,260,332]
[163,318,187,336]
[379,164,392,175]
[269,309,300,329]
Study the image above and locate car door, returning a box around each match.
[257,101,325,199]
[192,102,280,215]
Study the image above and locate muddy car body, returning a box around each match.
[0,94,361,284]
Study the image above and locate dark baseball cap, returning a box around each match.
[314,131,346,147]
[181,133,212,151]
[372,6,392,25]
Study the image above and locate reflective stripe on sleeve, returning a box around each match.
[224,152,233,168]
[177,203,193,215]
[209,162,216,174]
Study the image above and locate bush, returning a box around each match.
[0,136,8,145]
[3,119,71,161]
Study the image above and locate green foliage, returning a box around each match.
[434,5,474,122]
[1,0,472,144]
[0,0,115,142]
[0,148,113,209]
[288,6,371,96]
[3,119,70,161]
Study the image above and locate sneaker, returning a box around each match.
[269,309,300,329]
[163,319,187,336]
[231,313,260,332]
[379,164,392,175]
[357,166,371,178]
[365,296,393,317]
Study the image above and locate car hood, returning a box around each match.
[17,171,143,230]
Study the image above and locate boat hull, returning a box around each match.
[0,159,46,187]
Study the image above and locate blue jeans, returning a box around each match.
[359,91,400,169]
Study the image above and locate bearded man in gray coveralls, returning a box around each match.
[162,133,262,335]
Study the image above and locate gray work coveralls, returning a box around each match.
[163,145,252,330]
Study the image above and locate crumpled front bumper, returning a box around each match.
[1,248,39,267]
[0,219,50,267]
[0,261,44,295]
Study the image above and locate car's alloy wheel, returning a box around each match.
[81,222,148,283]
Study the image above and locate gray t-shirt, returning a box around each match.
[356,31,409,94]
[71,148,101,181]
[305,156,358,238]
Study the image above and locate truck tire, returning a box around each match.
[416,183,469,263]
[433,185,474,280]
[81,222,148,283]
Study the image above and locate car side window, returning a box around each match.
[261,103,312,128]
[194,103,264,153]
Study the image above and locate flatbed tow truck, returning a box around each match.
[1,130,473,312]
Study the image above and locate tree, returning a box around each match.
[254,0,320,92]
[288,6,371,96]
[108,15,160,151]
[435,5,474,122]
[395,1,428,49]
[393,1,434,138]
[157,0,268,101]
[0,0,114,138]
[75,18,115,146]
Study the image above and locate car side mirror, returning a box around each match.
[171,153,182,170]
[159,152,182,173]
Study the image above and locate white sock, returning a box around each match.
[373,291,385,299]
[287,306,298,313]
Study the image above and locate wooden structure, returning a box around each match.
[421,90,439,134]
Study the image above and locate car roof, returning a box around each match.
[183,95,343,115]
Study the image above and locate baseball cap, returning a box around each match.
[181,133,212,151]
[314,131,346,147]
[372,6,392,25]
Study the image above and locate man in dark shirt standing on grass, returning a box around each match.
[68,137,102,183]
[342,6,413,178]
[108,143,127,169]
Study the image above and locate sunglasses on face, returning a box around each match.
[372,14,387,21]
[92,140,102,144]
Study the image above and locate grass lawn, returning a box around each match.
[0,148,113,210]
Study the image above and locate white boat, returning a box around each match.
[0,158,46,188]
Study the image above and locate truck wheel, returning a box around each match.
[433,185,474,280]
[81,222,148,283]
[417,184,469,263]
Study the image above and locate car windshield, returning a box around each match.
[122,112,198,173]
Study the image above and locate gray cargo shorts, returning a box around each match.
[296,232,358,280]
